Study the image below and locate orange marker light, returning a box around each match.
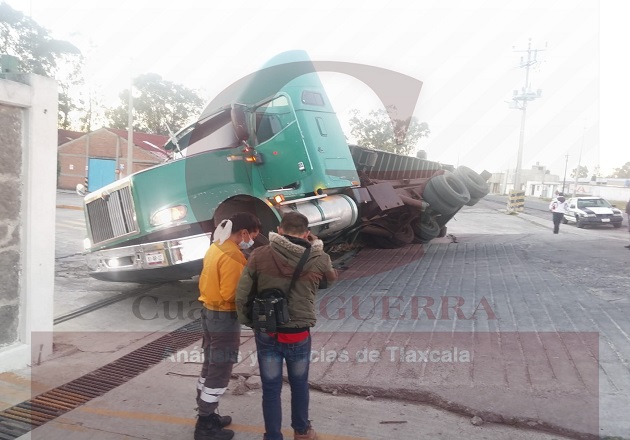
[274,194,285,204]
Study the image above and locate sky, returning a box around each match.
[4,0,627,178]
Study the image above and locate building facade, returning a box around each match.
[58,128,168,191]
[488,163,560,195]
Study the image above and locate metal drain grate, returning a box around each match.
[0,319,202,439]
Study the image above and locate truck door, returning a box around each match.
[253,95,313,190]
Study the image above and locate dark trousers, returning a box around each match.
[552,212,564,234]
[196,308,240,416]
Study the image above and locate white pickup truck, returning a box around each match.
[562,196,624,228]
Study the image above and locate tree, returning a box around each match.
[570,165,588,179]
[75,87,107,132]
[1,2,84,128]
[608,162,630,179]
[105,73,204,135]
[348,106,430,155]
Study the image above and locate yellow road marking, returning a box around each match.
[79,407,367,439]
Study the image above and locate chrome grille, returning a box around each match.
[86,186,137,244]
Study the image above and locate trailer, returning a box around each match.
[81,51,489,283]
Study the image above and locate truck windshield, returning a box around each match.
[166,107,239,157]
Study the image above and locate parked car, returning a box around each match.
[562,197,624,228]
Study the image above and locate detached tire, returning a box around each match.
[454,166,489,199]
[423,171,470,214]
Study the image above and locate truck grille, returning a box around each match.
[86,186,138,244]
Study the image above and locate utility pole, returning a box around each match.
[508,38,545,193]
[126,76,134,178]
[572,125,586,197]
[562,154,569,194]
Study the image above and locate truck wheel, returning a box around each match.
[411,217,440,243]
[454,166,489,199]
[396,224,415,245]
[613,222,622,228]
[437,226,447,238]
[366,225,414,249]
[465,196,480,207]
[561,216,568,224]
[424,171,471,208]
[423,193,459,216]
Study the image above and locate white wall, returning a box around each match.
[523,179,630,203]
[564,182,630,203]
[0,74,57,372]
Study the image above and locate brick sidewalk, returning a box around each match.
[230,204,629,438]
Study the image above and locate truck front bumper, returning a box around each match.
[86,233,211,283]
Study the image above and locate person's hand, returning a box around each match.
[307,232,318,242]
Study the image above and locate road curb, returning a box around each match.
[56,204,83,211]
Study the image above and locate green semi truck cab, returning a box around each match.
[82,51,488,283]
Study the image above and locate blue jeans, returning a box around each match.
[255,332,311,440]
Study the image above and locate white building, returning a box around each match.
[488,163,560,195]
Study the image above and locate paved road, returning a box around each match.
[54,191,188,323]
[484,194,630,239]
[46,193,630,439]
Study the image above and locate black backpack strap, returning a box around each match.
[289,247,311,293]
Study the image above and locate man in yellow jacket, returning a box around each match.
[195,212,261,440]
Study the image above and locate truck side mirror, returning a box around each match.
[231,104,249,142]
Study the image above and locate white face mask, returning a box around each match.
[239,238,255,250]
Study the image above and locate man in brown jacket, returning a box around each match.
[235,212,337,440]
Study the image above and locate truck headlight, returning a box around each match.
[151,205,188,226]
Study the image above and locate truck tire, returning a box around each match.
[465,196,480,207]
[437,225,447,238]
[422,171,470,214]
[411,216,440,243]
[422,193,459,215]
[561,216,568,224]
[366,224,414,249]
[454,166,489,199]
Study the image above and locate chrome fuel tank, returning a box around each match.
[278,194,358,238]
